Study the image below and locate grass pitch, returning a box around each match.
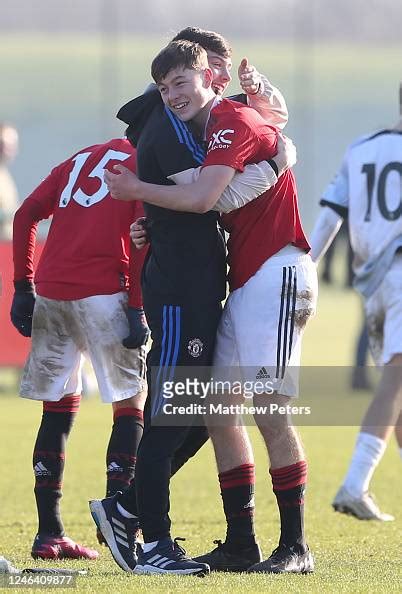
[0,280,401,592]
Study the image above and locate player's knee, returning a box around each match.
[112,390,147,412]
[379,358,402,402]
[255,414,290,444]
[207,424,247,445]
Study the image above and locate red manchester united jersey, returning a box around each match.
[13,138,146,306]
[204,99,310,291]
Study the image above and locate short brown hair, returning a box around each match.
[172,27,232,58]
[151,40,209,84]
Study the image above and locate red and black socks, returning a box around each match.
[219,463,256,550]
[105,407,144,497]
[33,395,80,536]
[270,460,308,550]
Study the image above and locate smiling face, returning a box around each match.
[207,51,232,95]
[170,27,233,95]
[157,66,215,124]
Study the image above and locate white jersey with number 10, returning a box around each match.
[321,130,402,297]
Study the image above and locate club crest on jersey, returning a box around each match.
[208,129,234,152]
[188,338,204,358]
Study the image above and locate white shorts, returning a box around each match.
[213,246,318,397]
[365,254,402,366]
[20,293,147,403]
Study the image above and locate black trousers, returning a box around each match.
[121,296,222,542]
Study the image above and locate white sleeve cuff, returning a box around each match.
[247,74,289,130]
[309,206,344,262]
[168,162,278,214]
[214,161,277,213]
[168,167,201,185]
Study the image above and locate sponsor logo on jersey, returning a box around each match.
[208,129,234,152]
[187,338,204,358]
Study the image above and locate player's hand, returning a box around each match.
[272,134,297,176]
[123,307,150,349]
[130,217,149,249]
[238,57,261,96]
[104,165,140,201]
[10,279,36,337]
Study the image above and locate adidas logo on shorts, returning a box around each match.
[256,367,271,380]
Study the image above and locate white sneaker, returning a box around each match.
[0,556,20,574]
[332,486,394,521]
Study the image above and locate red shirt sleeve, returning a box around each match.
[204,110,276,172]
[13,166,62,282]
[128,201,147,308]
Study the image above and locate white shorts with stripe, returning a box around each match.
[20,292,147,403]
[213,246,318,397]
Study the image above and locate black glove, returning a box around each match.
[122,307,150,349]
[10,279,36,337]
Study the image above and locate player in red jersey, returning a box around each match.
[105,41,317,574]
[11,138,148,560]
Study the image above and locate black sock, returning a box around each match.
[106,407,143,497]
[219,464,256,549]
[33,396,80,536]
[270,461,307,550]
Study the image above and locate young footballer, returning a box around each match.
[90,29,297,576]
[11,139,148,559]
[101,40,316,575]
[310,88,402,522]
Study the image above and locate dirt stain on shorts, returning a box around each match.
[294,289,316,329]
[366,312,384,363]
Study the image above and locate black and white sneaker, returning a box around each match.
[247,543,314,574]
[89,493,139,572]
[135,537,210,576]
[194,539,262,572]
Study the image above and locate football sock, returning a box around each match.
[399,447,402,460]
[219,463,256,549]
[270,460,307,549]
[33,395,81,536]
[106,407,144,497]
[343,432,386,497]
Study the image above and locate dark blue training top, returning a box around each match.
[118,90,228,305]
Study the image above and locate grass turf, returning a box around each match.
[0,280,401,592]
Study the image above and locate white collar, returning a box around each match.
[202,95,222,140]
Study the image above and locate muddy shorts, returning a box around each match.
[20,292,147,403]
[213,246,318,397]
